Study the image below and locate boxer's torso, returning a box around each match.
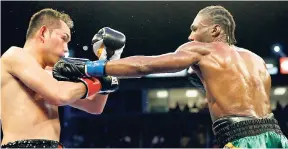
[193,42,271,121]
[1,48,61,145]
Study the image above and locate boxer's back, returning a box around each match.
[197,42,271,121]
[1,47,60,145]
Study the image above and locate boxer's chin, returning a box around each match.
[51,56,62,65]
[57,56,63,61]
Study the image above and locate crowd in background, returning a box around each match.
[59,101,288,148]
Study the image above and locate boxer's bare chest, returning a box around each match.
[33,92,59,119]
[14,78,59,119]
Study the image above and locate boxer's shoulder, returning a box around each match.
[1,47,23,82]
[177,41,213,55]
[1,47,18,68]
[4,46,22,54]
[234,46,264,62]
[182,41,214,48]
[2,46,25,61]
[2,46,37,73]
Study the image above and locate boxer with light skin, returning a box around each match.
[54,5,288,148]
[1,8,123,148]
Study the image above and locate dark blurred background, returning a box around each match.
[1,1,288,148]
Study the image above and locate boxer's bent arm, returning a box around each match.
[3,51,86,106]
[69,94,108,114]
[105,42,211,77]
[44,68,108,113]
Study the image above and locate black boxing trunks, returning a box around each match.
[1,139,64,148]
[212,114,288,148]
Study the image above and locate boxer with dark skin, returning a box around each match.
[1,8,122,148]
[106,6,271,122]
[55,5,288,148]
[106,6,288,148]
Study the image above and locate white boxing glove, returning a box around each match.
[92,27,126,60]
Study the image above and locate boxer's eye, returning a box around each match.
[62,36,67,42]
[191,25,197,32]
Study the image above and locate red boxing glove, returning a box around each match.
[79,77,102,99]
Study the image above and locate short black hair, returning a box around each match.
[26,8,74,39]
[199,5,236,45]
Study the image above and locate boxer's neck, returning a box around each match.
[213,34,228,43]
[24,39,47,68]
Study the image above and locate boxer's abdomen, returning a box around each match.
[1,74,60,145]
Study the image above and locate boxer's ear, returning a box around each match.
[39,25,49,43]
[211,24,221,37]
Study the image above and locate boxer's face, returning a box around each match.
[41,20,71,65]
[188,14,220,43]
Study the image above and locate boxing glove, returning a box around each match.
[53,57,107,78]
[53,59,119,98]
[92,27,126,61]
[53,65,102,99]
[98,76,120,94]
[80,77,102,98]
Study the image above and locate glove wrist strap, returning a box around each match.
[85,60,107,77]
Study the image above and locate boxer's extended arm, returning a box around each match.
[52,42,211,78]
[70,94,108,114]
[105,42,212,77]
[3,48,86,106]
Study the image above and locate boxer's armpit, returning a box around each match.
[105,50,203,78]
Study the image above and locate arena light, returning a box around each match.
[272,44,286,57]
[280,57,288,74]
[264,59,278,75]
[83,46,88,51]
[274,46,280,52]
[124,136,131,142]
[273,87,287,96]
[160,137,165,143]
[156,90,168,98]
[186,90,198,97]
[266,64,274,69]
[152,136,159,144]
[267,67,278,75]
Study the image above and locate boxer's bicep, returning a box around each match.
[145,51,203,73]
[70,93,108,114]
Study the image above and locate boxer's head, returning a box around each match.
[26,8,73,65]
[188,5,236,45]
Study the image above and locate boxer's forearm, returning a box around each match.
[70,93,108,114]
[105,51,201,78]
[55,82,87,106]
[44,68,89,106]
